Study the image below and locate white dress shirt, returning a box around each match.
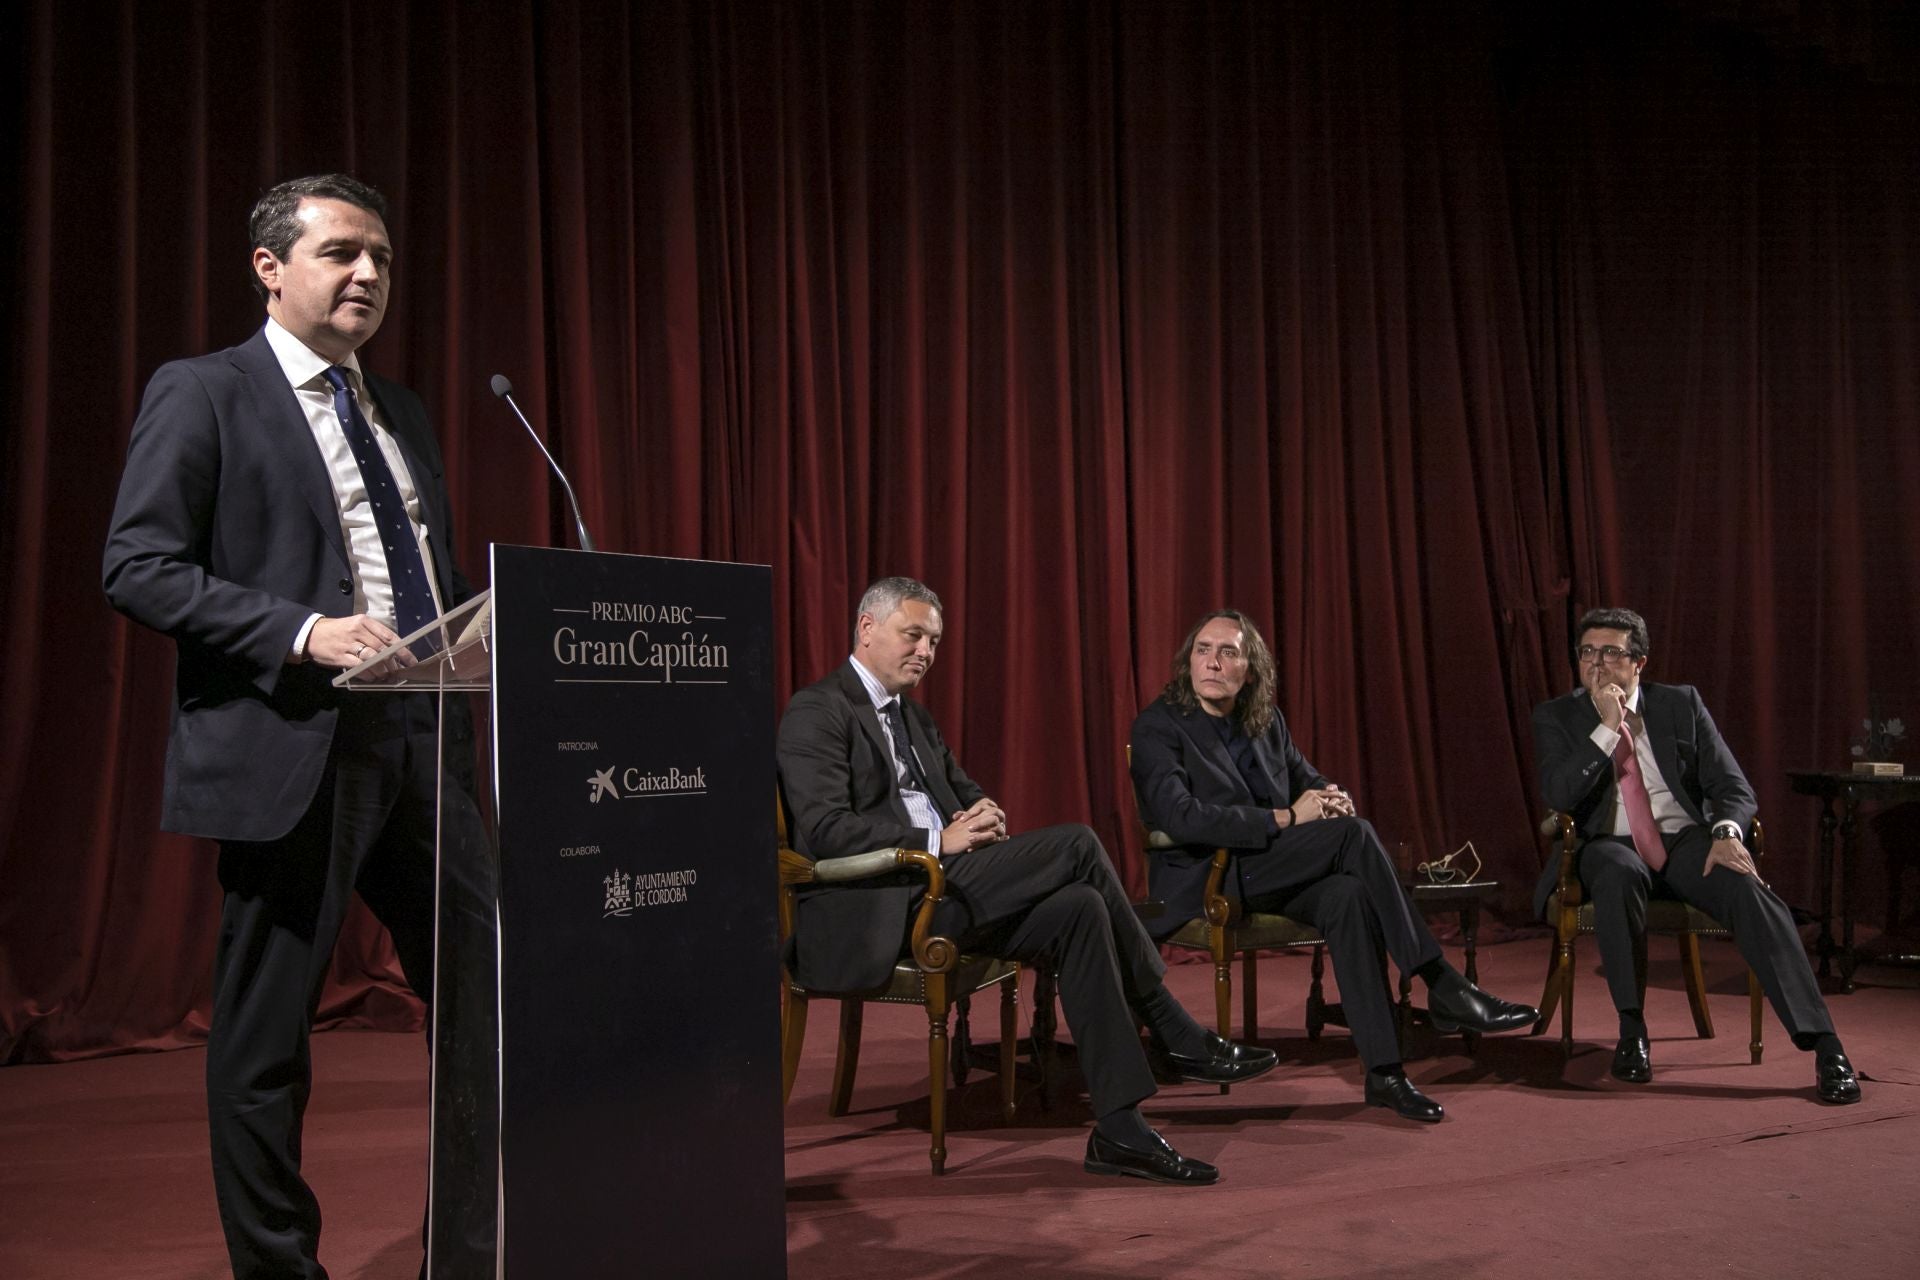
[262,319,445,657]
[848,657,947,856]
[1588,686,1693,836]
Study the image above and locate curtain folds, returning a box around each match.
[4,0,1913,1061]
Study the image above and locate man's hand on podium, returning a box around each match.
[306,613,415,673]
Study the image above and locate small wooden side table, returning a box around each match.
[1397,879,1501,1053]
[1787,769,1920,992]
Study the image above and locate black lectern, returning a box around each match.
[339,545,786,1278]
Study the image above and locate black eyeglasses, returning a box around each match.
[1576,644,1636,663]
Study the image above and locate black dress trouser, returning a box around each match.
[206,693,497,1280]
[1578,825,1834,1043]
[928,824,1164,1118]
[1234,816,1445,1071]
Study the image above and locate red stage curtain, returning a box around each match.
[4,1,1915,1062]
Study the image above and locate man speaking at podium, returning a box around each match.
[102,174,495,1278]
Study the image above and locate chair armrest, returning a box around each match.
[1202,847,1237,926]
[1143,829,1239,926]
[778,844,957,975]
[896,849,958,974]
[810,847,925,883]
[1749,817,1765,862]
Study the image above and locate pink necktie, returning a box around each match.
[1612,721,1667,872]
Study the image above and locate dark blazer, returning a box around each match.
[102,328,472,843]
[1529,681,1757,919]
[1128,694,1330,928]
[776,661,985,991]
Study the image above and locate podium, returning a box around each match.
[339,545,787,1278]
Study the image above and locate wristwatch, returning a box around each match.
[1710,820,1743,842]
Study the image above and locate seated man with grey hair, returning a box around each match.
[778,576,1276,1185]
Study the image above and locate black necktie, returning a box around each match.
[882,699,932,792]
[322,366,438,654]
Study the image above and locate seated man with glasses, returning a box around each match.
[1532,607,1860,1102]
[1129,609,1539,1124]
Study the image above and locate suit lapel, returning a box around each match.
[1638,685,1701,822]
[836,665,916,828]
[1568,691,1620,833]
[362,376,456,602]
[1247,725,1289,804]
[231,332,350,574]
[900,707,962,819]
[1174,707,1249,801]
[366,381,442,528]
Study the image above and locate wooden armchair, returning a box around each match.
[1143,830,1331,1091]
[777,794,1018,1174]
[1532,811,1764,1063]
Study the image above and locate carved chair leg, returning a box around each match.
[1305,943,1328,1040]
[1747,968,1764,1064]
[829,999,865,1117]
[926,976,952,1176]
[781,985,809,1106]
[999,976,1019,1123]
[1241,948,1260,1041]
[1210,926,1234,1039]
[952,994,974,1087]
[1533,933,1563,1036]
[1678,933,1715,1039]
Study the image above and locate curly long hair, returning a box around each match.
[1161,609,1279,739]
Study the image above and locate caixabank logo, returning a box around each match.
[586,764,710,804]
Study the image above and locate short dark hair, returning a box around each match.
[247,174,389,300]
[1573,606,1650,662]
[1162,608,1279,739]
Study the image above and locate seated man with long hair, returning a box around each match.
[1130,608,1538,1121]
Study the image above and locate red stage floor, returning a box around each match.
[4,938,1917,1278]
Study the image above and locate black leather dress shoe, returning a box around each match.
[1610,1034,1652,1083]
[1816,1050,1862,1104]
[1154,1031,1280,1086]
[1426,980,1539,1035]
[1364,1069,1443,1123]
[1084,1128,1221,1185]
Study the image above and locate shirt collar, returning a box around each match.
[847,655,893,710]
[262,317,365,391]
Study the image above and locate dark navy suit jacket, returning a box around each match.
[775,661,985,992]
[103,327,472,843]
[1128,694,1331,930]
[1529,680,1756,919]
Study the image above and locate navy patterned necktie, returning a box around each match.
[321,366,438,653]
[883,699,932,792]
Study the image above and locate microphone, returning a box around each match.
[488,374,597,553]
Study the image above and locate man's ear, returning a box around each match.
[252,247,281,297]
